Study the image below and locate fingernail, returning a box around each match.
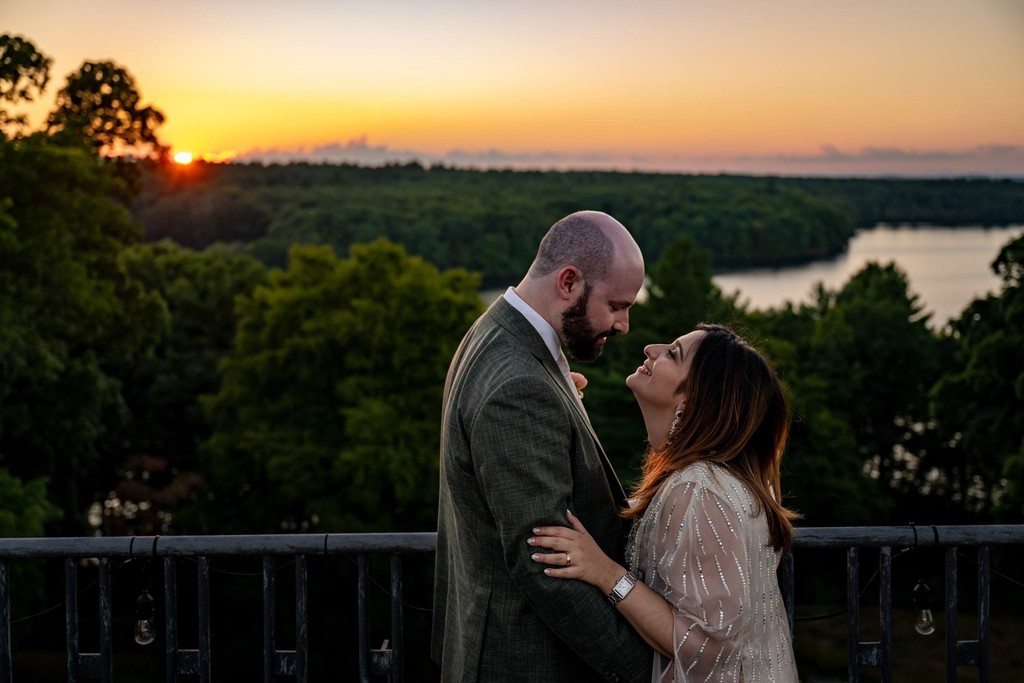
[532,527,540,533]
[527,537,534,545]
[544,569,551,575]
[531,554,538,560]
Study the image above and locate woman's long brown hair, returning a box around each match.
[623,324,799,552]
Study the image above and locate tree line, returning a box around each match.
[134,161,1024,287]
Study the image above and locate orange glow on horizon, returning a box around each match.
[13,1,1017,175]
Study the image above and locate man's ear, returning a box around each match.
[555,266,582,301]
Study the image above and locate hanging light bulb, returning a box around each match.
[912,580,935,636]
[134,589,156,646]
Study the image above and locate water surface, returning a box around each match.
[712,225,1022,325]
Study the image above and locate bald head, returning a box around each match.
[516,211,645,356]
[527,211,642,284]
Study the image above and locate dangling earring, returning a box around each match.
[669,410,683,435]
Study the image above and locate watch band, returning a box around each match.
[607,572,637,605]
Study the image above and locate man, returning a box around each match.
[432,211,653,682]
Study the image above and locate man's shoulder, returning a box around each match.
[460,306,543,370]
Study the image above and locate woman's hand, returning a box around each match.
[528,510,624,592]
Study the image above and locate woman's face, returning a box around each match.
[626,330,704,411]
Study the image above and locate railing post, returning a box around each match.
[295,555,308,683]
[65,558,79,683]
[197,556,211,683]
[782,551,795,639]
[946,546,957,683]
[98,557,113,683]
[358,554,369,683]
[847,547,859,683]
[979,546,990,683]
[263,555,275,683]
[390,552,403,683]
[879,546,892,683]
[0,560,11,683]
[164,557,177,683]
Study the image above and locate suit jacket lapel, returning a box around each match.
[488,298,628,506]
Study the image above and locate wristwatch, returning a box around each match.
[607,572,637,605]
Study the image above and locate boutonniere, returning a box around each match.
[569,371,588,400]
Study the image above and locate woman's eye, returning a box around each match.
[667,348,676,359]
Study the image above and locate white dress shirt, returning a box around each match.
[503,287,580,399]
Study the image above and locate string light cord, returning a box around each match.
[793,547,914,623]
[176,554,297,577]
[10,556,137,626]
[955,549,1024,590]
[342,555,433,614]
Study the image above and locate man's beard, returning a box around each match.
[561,283,617,362]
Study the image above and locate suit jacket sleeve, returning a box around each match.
[472,372,652,682]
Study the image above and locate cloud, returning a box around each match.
[233,139,1024,178]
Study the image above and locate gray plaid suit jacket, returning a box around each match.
[432,297,653,682]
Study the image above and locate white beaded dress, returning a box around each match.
[625,462,798,683]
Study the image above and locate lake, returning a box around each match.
[712,225,1023,325]
[481,225,1023,326]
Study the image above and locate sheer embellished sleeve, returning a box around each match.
[648,472,750,682]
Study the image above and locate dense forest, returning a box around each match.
[2,33,1023,680]
[134,160,1024,285]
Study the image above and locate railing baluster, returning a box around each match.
[979,546,990,683]
[296,555,308,683]
[358,553,369,683]
[98,558,112,683]
[0,560,9,683]
[197,556,211,683]
[390,552,403,683]
[879,546,892,683]
[263,555,275,683]
[164,557,177,683]
[782,551,795,638]
[66,558,79,683]
[847,547,859,683]
[945,546,957,683]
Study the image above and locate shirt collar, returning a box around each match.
[503,287,562,364]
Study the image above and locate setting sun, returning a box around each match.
[173,151,193,165]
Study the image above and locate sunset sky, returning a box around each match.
[5,0,1024,176]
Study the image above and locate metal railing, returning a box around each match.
[0,525,1022,682]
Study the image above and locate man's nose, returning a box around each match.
[614,311,630,335]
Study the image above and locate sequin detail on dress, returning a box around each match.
[626,462,798,683]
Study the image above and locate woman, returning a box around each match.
[529,324,799,682]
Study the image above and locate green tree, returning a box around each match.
[0,468,60,617]
[91,241,269,535]
[0,34,51,136]
[641,232,740,337]
[46,60,166,159]
[0,134,167,532]
[806,262,941,521]
[200,239,481,533]
[738,296,882,525]
[931,232,1024,520]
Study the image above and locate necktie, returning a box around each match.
[557,350,584,406]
